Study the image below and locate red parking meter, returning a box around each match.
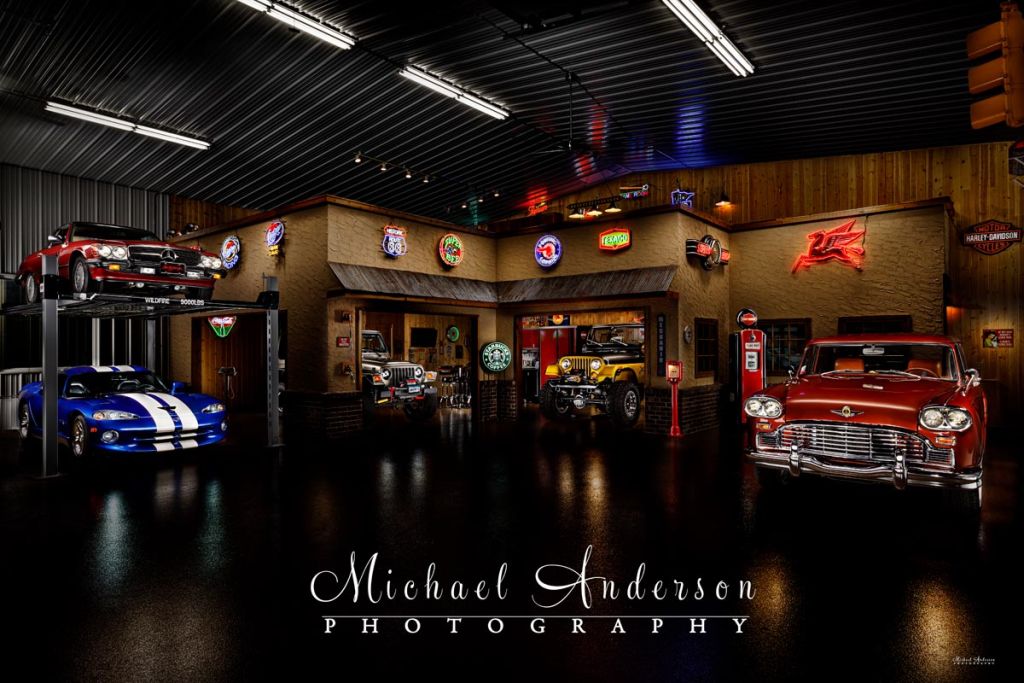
[666,360,683,438]
[730,308,766,424]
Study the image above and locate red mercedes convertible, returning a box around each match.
[16,222,225,303]
[745,334,986,511]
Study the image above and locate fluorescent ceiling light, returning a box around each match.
[46,101,210,150]
[661,0,754,77]
[399,66,509,120]
[237,1,354,49]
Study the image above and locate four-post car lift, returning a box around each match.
[1,255,282,477]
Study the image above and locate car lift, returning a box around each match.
[1,255,281,478]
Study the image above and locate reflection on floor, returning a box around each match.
[0,412,1020,680]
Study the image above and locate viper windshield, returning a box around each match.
[802,344,958,380]
[65,372,169,396]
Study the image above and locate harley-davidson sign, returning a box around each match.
[961,220,1021,255]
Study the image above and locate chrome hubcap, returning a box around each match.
[624,390,638,417]
[19,406,29,439]
[74,263,86,291]
[26,277,37,300]
[72,420,86,456]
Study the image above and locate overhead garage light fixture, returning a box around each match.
[45,101,210,150]
[660,0,754,77]
[399,66,510,120]
[236,0,355,50]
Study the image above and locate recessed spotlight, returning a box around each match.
[380,163,387,172]
[354,152,362,163]
[405,168,412,179]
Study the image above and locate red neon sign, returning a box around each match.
[792,219,865,272]
[599,228,632,251]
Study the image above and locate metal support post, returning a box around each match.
[146,318,157,370]
[91,319,101,366]
[264,276,281,448]
[41,255,59,477]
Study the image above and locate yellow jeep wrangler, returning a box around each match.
[541,323,645,427]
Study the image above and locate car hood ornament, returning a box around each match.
[830,405,864,418]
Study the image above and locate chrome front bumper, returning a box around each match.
[747,444,981,491]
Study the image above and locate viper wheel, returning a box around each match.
[70,256,94,295]
[608,382,642,428]
[18,403,31,442]
[404,394,438,421]
[22,275,40,304]
[70,414,91,459]
[539,384,571,420]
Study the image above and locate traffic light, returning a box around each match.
[967,2,1024,128]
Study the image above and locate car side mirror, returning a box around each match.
[171,381,187,394]
[786,365,797,382]
[66,383,87,397]
[47,235,62,244]
[964,369,982,388]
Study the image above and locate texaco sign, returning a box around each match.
[961,220,1022,255]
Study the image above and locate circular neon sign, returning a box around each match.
[736,308,758,328]
[534,234,562,268]
[265,220,285,253]
[220,235,241,270]
[480,341,512,373]
[439,233,464,267]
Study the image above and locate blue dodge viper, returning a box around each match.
[18,365,227,457]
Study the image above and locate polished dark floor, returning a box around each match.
[1,409,1020,681]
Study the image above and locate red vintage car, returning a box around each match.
[745,334,986,511]
[16,222,225,303]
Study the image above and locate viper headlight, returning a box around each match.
[920,405,972,432]
[202,403,225,414]
[93,409,139,420]
[590,359,603,372]
[559,358,572,371]
[110,246,128,260]
[744,396,783,419]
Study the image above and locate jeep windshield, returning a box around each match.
[71,224,162,241]
[362,333,388,353]
[802,343,958,381]
[585,325,644,347]
[66,371,169,396]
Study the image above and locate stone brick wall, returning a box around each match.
[497,380,518,421]
[477,381,498,421]
[644,384,724,435]
[283,391,363,441]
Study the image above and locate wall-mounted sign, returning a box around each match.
[791,219,865,273]
[548,314,570,326]
[736,308,758,329]
[336,336,352,348]
[265,220,285,257]
[982,329,1014,348]
[961,220,1021,255]
[527,201,548,216]
[480,341,512,373]
[656,313,666,377]
[671,189,695,208]
[683,325,694,345]
[534,234,562,268]
[382,225,408,258]
[619,184,650,200]
[446,325,461,343]
[208,316,237,338]
[599,228,632,252]
[686,235,731,270]
[438,233,464,267]
[220,235,241,270]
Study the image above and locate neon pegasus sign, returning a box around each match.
[792,219,865,273]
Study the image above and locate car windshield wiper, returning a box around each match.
[819,370,860,379]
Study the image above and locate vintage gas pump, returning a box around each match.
[666,360,683,438]
[728,308,766,424]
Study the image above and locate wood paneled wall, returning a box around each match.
[169,195,257,234]
[549,141,1021,424]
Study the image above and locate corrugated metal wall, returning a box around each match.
[0,163,169,275]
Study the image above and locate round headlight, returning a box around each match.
[211,257,223,269]
[101,430,119,443]
[920,408,945,429]
[414,366,424,378]
[945,409,970,430]
[111,246,128,260]
[590,359,602,372]
[380,368,391,380]
[559,358,572,371]
[763,399,783,418]
[744,398,764,417]
[200,256,212,268]
[96,244,112,258]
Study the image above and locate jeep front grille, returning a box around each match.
[388,367,418,385]
[756,422,953,466]
[558,356,596,373]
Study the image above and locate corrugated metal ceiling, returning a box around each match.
[0,0,1011,226]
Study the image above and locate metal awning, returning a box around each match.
[330,263,677,305]
[496,266,677,304]
[329,263,497,303]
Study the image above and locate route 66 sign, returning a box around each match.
[480,341,512,373]
[382,224,408,258]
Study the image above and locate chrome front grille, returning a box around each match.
[387,366,418,385]
[129,246,202,266]
[759,422,930,463]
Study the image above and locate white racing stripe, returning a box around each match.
[114,365,136,372]
[91,366,114,373]
[178,439,199,450]
[152,393,199,431]
[152,442,175,452]
[121,393,177,433]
